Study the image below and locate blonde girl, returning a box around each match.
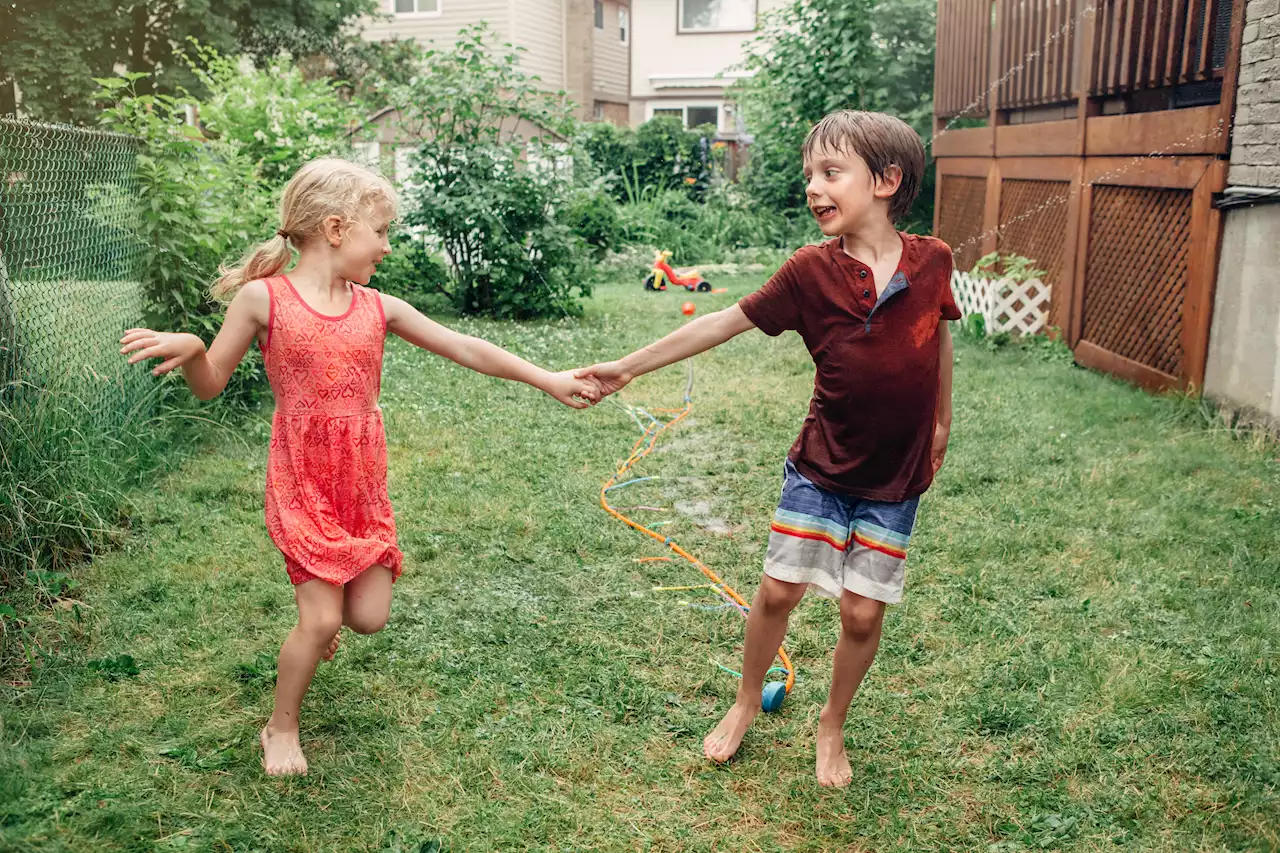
[121,158,596,775]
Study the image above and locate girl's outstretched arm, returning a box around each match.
[120,280,268,400]
[381,293,597,409]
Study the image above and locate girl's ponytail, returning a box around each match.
[211,232,293,302]
[209,158,396,303]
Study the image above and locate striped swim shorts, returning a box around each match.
[763,459,921,604]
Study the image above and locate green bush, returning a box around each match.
[390,26,589,319]
[616,188,817,265]
[96,72,274,405]
[182,43,365,187]
[564,182,624,257]
[577,117,717,203]
[375,231,453,309]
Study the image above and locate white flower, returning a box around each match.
[253,129,268,142]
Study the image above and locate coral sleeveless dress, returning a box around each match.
[260,275,403,586]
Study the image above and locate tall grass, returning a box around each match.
[0,381,170,581]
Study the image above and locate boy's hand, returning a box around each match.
[573,361,632,399]
[931,422,950,474]
[120,329,206,376]
[541,370,599,409]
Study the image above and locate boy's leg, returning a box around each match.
[704,575,807,763]
[343,564,394,635]
[814,494,918,787]
[816,591,885,787]
[263,578,345,776]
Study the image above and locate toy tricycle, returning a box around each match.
[644,249,711,293]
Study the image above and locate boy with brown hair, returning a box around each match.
[576,110,960,787]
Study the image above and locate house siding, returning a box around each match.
[359,0,511,46]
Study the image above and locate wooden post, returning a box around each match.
[1182,159,1227,389]
[1214,0,1248,156]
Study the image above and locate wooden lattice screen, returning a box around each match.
[1081,185,1192,378]
[936,175,988,273]
[997,179,1071,328]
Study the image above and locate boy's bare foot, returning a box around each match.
[704,701,759,763]
[322,632,340,662]
[261,726,308,776]
[815,712,852,787]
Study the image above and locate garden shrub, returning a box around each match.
[390,26,589,319]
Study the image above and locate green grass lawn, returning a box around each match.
[2,274,1277,852]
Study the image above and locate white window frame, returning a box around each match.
[392,0,442,18]
[619,7,629,43]
[677,0,758,34]
[594,0,605,29]
[647,102,722,132]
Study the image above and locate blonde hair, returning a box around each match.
[802,110,925,223]
[212,158,398,301]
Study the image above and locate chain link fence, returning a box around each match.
[0,117,150,425]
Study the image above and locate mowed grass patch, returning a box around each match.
[2,273,1277,852]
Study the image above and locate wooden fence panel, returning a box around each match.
[1091,0,1231,95]
[995,0,1079,109]
[936,0,993,118]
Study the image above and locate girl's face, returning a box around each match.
[334,204,394,285]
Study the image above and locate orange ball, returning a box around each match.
[681,301,696,316]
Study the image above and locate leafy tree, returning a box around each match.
[733,0,936,231]
[392,25,590,319]
[0,0,377,124]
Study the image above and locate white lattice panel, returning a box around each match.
[951,270,1051,336]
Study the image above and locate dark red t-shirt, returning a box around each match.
[738,233,961,502]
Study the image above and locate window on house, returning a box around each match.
[652,108,684,122]
[594,0,604,28]
[619,7,629,42]
[678,0,756,32]
[686,106,719,129]
[593,101,606,120]
[394,0,440,14]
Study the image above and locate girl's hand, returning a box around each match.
[120,329,206,376]
[541,370,600,409]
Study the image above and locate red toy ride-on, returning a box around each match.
[644,250,711,293]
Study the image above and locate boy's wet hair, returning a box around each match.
[802,110,926,223]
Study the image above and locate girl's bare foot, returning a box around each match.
[322,632,340,662]
[703,701,759,763]
[261,726,308,776]
[815,711,852,787]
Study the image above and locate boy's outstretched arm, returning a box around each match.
[574,305,757,397]
[382,293,597,408]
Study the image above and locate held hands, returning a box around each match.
[119,329,206,376]
[541,370,604,409]
[571,361,631,400]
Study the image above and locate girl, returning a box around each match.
[120,158,597,776]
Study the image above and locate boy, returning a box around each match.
[575,110,960,787]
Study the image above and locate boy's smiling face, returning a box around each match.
[803,142,903,236]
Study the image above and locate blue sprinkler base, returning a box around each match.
[761,680,787,713]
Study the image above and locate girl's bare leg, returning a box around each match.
[262,579,344,776]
